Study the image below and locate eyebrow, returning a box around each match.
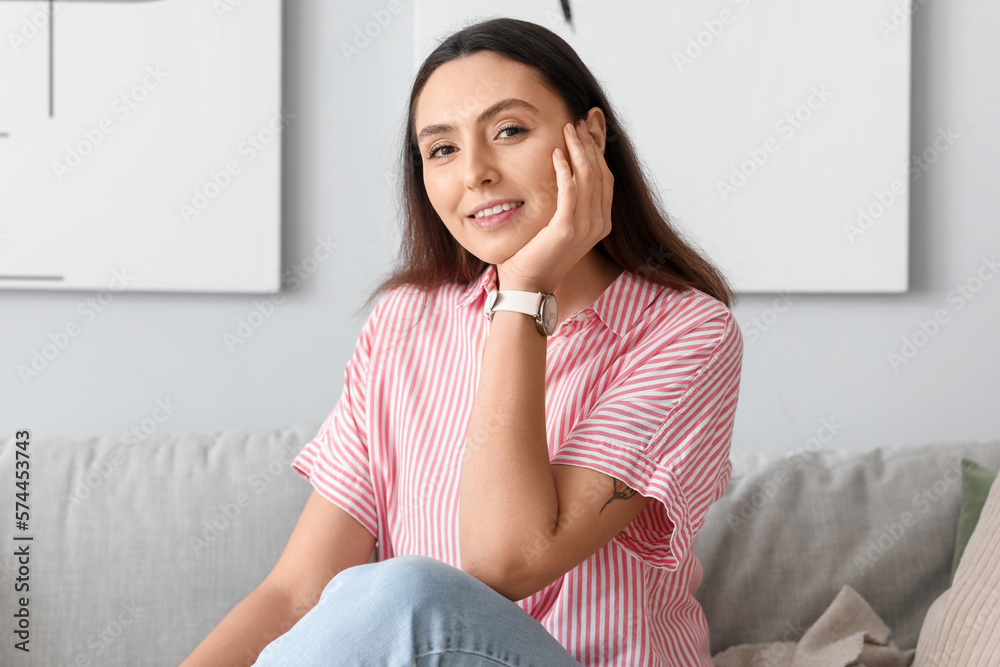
[416,98,540,144]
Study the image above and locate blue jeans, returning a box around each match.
[252,554,582,666]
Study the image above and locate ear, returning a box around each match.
[582,107,608,155]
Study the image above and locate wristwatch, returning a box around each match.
[484,290,559,336]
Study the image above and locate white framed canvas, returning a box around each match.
[415,1,911,293]
[0,0,282,293]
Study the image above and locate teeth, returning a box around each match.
[474,201,523,218]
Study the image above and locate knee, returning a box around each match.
[376,554,467,596]
[333,554,473,608]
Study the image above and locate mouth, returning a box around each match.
[468,201,525,219]
[468,201,525,230]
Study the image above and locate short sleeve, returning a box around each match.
[550,305,744,570]
[291,302,382,540]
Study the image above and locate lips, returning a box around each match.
[469,201,524,231]
[467,199,525,219]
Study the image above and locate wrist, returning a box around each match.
[497,275,549,294]
[496,266,548,293]
[484,288,559,336]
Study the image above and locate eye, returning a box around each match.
[427,144,454,160]
[497,124,526,139]
[425,125,528,161]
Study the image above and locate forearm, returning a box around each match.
[180,582,313,667]
[459,306,559,582]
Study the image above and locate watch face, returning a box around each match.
[542,294,558,334]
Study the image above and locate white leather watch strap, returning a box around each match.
[485,289,557,336]
[489,290,543,320]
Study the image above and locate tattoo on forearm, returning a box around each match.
[600,478,638,513]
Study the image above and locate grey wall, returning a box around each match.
[2,1,997,457]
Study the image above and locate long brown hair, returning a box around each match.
[357,16,736,321]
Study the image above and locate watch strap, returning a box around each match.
[485,289,552,336]
[489,290,543,319]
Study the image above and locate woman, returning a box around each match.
[183,16,743,667]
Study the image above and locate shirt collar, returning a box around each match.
[455,263,664,338]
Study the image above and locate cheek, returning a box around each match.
[424,174,465,228]
[423,172,450,206]
[432,168,461,190]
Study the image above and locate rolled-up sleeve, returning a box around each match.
[291,303,382,540]
[550,306,744,570]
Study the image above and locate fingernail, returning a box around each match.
[567,122,576,137]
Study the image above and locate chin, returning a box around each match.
[464,249,505,267]
[463,237,527,267]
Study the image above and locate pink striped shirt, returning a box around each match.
[292,262,743,666]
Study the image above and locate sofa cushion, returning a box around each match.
[693,439,1000,656]
[950,458,998,583]
[0,424,323,667]
[912,460,1000,666]
[3,427,998,666]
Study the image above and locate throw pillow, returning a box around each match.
[913,459,1000,666]
[950,458,998,584]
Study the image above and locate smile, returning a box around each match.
[469,202,524,231]
[471,201,524,218]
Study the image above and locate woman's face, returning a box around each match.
[414,52,594,267]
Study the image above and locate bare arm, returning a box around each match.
[180,489,377,666]
[458,115,645,600]
[178,583,303,667]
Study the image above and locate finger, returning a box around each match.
[575,120,600,184]
[553,143,576,227]
[565,122,595,223]
[601,156,614,233]
[596,141,614,235]
[577,119,599,165]
[575,120,604,234]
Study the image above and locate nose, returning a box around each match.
[462,140,500,188]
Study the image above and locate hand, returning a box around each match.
[495,117,614,294]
